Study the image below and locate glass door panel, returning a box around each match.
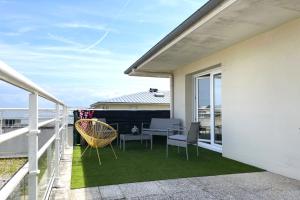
[195,71,222,150]
[196,75,211,144]
[213,73,222,145]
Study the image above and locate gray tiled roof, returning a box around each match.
[91,91,170,107]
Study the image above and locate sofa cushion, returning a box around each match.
[168,134,187,141]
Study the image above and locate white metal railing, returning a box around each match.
[0,112,2,134]
[0,108,56,132]
[0,60,68,200]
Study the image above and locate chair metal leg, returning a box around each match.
[88,147,92,157]
[110,143,118,159]
[123,139,125,151]
[177,146,180,154]
[166,143,168,158]
[96,148,102,166]
[116,135,118,148]
[186,145,189,161]
[151,135,153,150]
[81,145,90,157]
[197,145,199,157]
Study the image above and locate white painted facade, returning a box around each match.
[173,18,300,180]
[125,0,300,181]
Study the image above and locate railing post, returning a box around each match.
[64,106,68,147]
[0,111,2,134]
[54,103,60,185]
[28,93,40,200]
[47,142,52,179]
[61,107,66,156]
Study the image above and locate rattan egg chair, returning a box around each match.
[75,119,118,165]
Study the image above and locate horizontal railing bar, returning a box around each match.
[0,61,64,105]
[58,126,64,134]
[0,108,56,110]
[0,118,57,144]
[42,170,56,200]
[38,118,56,128]
[37,134,56,159]
[0,162,29,200]
[0,127,29,144]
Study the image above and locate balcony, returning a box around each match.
[1,62,300,200]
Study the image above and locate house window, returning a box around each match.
[194,70,222,152]
[4,119,21,127]
[129,105,138,110]
[102,105,109,110]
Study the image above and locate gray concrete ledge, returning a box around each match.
[69,172,300,200]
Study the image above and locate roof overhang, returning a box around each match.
[125,0,300,77]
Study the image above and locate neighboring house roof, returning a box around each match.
[90,91,170,107]
[124,0,300,76]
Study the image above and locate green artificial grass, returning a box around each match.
[71,141,263,189]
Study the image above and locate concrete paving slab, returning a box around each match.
[71,187,101,200]
[224,172,300,193]
[99,185,124,200]
[50,147,73,200]
[119,181,164,198]
[189,173,263,200]
[257,189,300,200]
[68,172,300,200]
[138,194,171,200]
[157,178,199,193]
[203,182,259,200]
[49,189,70,200]
[171,189,217,200]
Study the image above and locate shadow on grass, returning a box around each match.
[71,140,263,189]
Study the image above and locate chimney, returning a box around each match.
[149,88,158,93]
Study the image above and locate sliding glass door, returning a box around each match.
[213,73,222,146]
[196,75,211,144]
[195,70,222,151]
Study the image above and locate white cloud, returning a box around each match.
[0,26,36,36]
[0,0,13,4]
[47,33,83,47]
[82,0,131,52]
[37,45,112,56]
[18,27,35,33]
[158,0,201,7]
[57,22,111,32]
[0,41,135,67]
[83,31,109,51]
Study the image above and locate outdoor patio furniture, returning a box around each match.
[75,119,118,166]
[97,117,120,145]
[166,122,200,160]
[97,118,119,132]
[142,118,181,149]
[119,133,151,151]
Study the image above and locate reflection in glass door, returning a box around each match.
[196,75,211,144]
[213,73,222,146]
[195,71,222,150]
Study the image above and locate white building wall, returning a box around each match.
[173,18,300,180]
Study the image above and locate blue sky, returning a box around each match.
[0,0,207,108]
